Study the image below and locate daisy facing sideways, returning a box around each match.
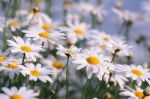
[0,86,38,99]
[73,48,110,79]
[20,63,53,83]
[7,36,43,61]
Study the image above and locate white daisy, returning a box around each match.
[7,36,43,61]
[20,63,53,83]
[22,26,64,45]
[56,45,80,58]
[0,58,22,79]
[73,49,110,79]
[0,50,9,64]
[109,38,132,57]
[118,64,150,86]
[7,19,21,32]
[0,86,38,99]
[120,86,150,99]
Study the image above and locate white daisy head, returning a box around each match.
[0,50,9,64]
[7,36,43,61]
[7,19,21,32]
[73,48,110,79]
[20,63,53,83]
[56,45,80,58]
[0,58,22,79]
[120,86,149,99]
[0,86,38,99]
[119,64,150,86]
[22,27,64,45]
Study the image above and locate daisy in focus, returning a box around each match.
[73,48,110,79]
[0,86,38,99]
[7,36,43,61]
[20,63,53,83]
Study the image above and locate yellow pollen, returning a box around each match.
[7,61,18,69]
[10,94,23,99]
[42,23,53,31]
[52,61,64,69]
[9,21,20,27]
[20,45,32,52]
[134,91,144,99]
[87,56,100,65]
[131,69,143,77]
[30,70,41,77]
[0,55,5,62]
[74,28,85,36]
[39,32,51,38]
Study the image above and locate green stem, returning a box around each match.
[80,78,90,99]
[111,51,117,63]
[93,81,101,97]
[66,56,70,99]
[22,53,25,65]
[3,0,13,51]
[26,75,29,88]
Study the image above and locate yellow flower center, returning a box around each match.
[103,37,110,42]
[86,56,100,65]
[131,69,143,77]
[10,94,23,99]
[42,23,53,31]
[30,70,41,77]
[74,28,85,36]
[7,61,18,69]
[9,21,20,28]
[20,45,32,52]
[39,32,51,38]
[0,55,5,62]
[134,91,147,99]
[52,61,64,69]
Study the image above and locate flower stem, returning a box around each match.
[26,75,29,88]
[80,78,90,99]
[111,51,117,63]
[66,56,70,99]
[3,0,13,51]
[22,53,25,65]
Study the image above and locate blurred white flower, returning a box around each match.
[0,86,38,99]
[20,63,53,83]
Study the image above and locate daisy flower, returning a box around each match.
[20,63,53,83]
[120,86,149,99]
[7,19,21,32]
[73,49,110,79]
[22,26,64,45]
[119,65,150,86]
[109,38,132,57]
[0,50,8,64]
[0,86,38,99]
[41,56,64,73]
[0,58,22,79]
[61,14,90,40]
[7,36,43,61]
[56,45,80,58]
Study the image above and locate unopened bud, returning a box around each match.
[144,87,150,96]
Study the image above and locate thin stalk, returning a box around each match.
[80,78,90,99]
[3,0,13,51]
[26,75,29,88]
[22,53,25,65]
[111,51,117,63]
[93,81,101,97]
[66,56,70,99]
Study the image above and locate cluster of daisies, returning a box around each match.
[0,0,150,99]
